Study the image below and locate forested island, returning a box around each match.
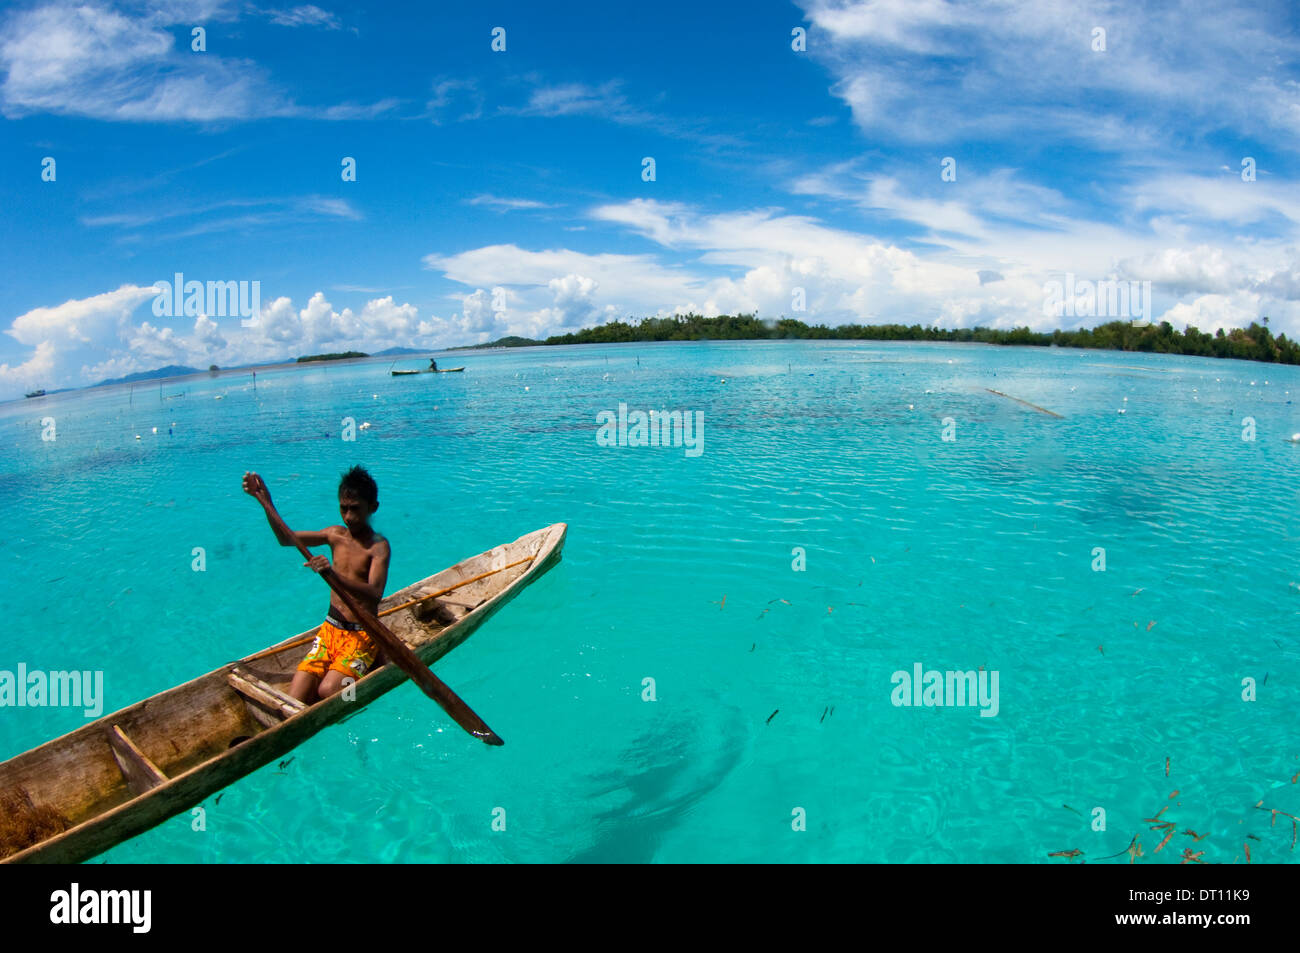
[466,314,1298,365]
[297,351,369,363]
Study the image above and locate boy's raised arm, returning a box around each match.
[242,471,333,548]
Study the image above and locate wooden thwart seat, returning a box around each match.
[228,668,305,724]
[106,725,167,796]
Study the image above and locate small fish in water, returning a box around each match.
[820,706,828,723]
[765,709,779,725]
[279,757,295,770]
[749,643,755,652]
[1146,620,1157,631]
[215,793,224,806]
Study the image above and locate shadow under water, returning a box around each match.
[566,708,746,863]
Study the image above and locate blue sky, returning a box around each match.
[1,0,1298,397]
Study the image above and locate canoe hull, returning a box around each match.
[1,523,566,864]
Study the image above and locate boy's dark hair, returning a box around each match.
[339,465,378,508]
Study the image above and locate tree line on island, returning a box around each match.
[297,351,369,363]
[465,314,1300,365]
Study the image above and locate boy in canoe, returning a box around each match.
[242,466,391,704]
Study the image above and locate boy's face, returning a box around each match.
[338,492,375,532]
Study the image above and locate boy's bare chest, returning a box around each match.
[331,540,375,578]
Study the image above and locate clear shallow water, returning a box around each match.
[3,340,1299,863]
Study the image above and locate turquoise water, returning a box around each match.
[3,340,1299,863]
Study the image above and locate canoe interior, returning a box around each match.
[0,522,565,863]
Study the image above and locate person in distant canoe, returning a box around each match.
[241,466,391,704]
[428,358,438,371]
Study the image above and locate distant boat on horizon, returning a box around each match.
[24,389,45,398]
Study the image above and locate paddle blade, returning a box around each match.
[407,672,504,746]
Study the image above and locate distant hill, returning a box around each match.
[95,365,201,387]
[373,346,429,356]
[450,335,543,350]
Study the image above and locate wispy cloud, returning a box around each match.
[426,77,483,123]
[498,75,750,150]
[505,79,651,122]
[79,196,362,234]
[464,194,558,211]
[0,1,391,121]
[260,5,341,30]
[799,0,1300,148]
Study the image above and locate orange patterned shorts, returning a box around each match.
[298,619,378,680]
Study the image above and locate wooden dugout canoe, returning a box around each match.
[0,522,567,864]
[391,367,464,375]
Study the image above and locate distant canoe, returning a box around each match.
[24,390,45,398]
[391,367,465,376]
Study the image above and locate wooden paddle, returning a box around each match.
[238,556,535,664]
[245,475,503,745]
